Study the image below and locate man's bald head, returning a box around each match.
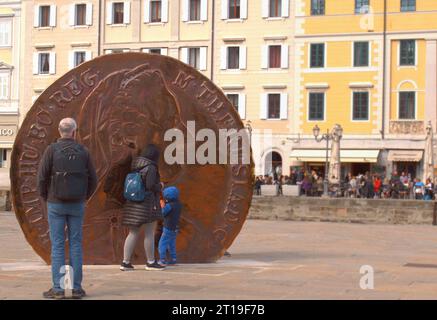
[58,118,77,138]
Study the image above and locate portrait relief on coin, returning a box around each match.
[10,53,254,264]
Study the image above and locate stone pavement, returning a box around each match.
[1,211,437,300]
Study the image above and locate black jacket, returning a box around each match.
[37,138,97,203]
[122,156,163,227]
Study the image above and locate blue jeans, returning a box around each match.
[158,227,177,262]
[47,202,85,292]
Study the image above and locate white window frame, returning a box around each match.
[307,91,327,122]
[183,0,208,22]
[260,92,288,120]
[222,0,248,20]
[107,1,131,25]
[225,92,246,119]
[262,0,289,19]
[351,41,371,68]
[145,0,168,23]
[262,44,288,69]
[69,50,92,69]
[308,42,327,69]
[397,90,417,120]
[34,5,57,28]
[142,47,168,55]
[69,3,93,27]
[398,39,418,68]
[0,72,10,100]
[33,52,56,75]
[0,20,12,47]
[221,45,247,70]
[181,47,207,71]
[351,90,371,122]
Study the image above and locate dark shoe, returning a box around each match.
[145,261,165,271]
[167,260,177,266]
[120,262,135,271]
[72,288,87,299]
[158,260,168,267]
[43,288,65,299]
[224,251,232,257]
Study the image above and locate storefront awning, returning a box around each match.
[387,150,423,162]
[290,149,380,163]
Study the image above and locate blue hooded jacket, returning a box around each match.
[162,186,182,231]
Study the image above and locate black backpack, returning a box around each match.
[51,143,89,201]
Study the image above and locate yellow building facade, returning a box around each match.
[291,0,437,179]
[101,0,296,176]
[0,0,21,189]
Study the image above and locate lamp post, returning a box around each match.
[245,120,253,145]
[313,125,331,197]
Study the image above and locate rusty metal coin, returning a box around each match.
[10,53,254,264]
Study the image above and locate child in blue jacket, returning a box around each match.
[158,186,182,265]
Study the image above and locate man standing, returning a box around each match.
[37,118,97,299]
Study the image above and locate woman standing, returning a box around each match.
[120,144,165,271]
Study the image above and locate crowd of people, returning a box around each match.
[254,169,436,200]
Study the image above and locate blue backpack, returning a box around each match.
[123,167,147,202]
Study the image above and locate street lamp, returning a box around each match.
[313,125,331,197]
[245,120,253,145]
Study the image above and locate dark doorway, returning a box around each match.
[351,163,371,176]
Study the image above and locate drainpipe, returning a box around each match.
[98,0,102,56]
[381,0,387,140]
[210,0,215,81]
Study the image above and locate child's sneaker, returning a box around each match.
[167,260,177,266]
[120,262,135,271]
[145,261,165,271]
[158,260,168,267]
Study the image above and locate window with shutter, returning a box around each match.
[228,0,240,19]
[75,4,87,25]
[269,45,281,68]
[0,21,11,46]
[227,94,239,112]
[269,0,282,17]
[40,6,51,27]
[0,73,9,99]
[190,0,201,21]
[268,94,281,119]
[74,51,86,67]
[227,47,240,69]
[113,2,124,24]
[150,0,162,22]
[39,53,50,74]
[188,47,200,69]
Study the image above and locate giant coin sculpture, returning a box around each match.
[10,53,253,264]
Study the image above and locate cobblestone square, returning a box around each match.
[1,211,437,300]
